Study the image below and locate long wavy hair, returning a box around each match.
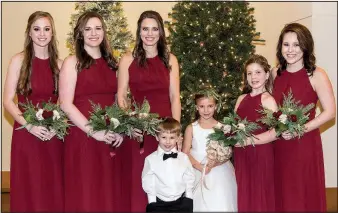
[132,10,170,70]
[242,54,273,94]
[16,11,59,95]
[73,11,118,72]
[276,23,316,76]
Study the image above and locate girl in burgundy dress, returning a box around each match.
[59,11,123,212]
[117,10,181,212]
[234,54,278,212]
[3,11,64,212]
[272,23,335,212]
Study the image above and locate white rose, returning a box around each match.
[208,140,219,149]
[221,124,232,134]
[52,110,61,121]
[237,123,245,130]
[278,114,288,124]
[129,111,137,116]
[36,109,44,121]
[110,117,120,128]
[215,123,223,129]
[138,113,149,118]
[206,149,217,161]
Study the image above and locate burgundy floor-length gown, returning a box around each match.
[234,93,275,212]
[64,58,123,212]
[10,57,64,212]
[120,56,172,212]
[273,68,326,212]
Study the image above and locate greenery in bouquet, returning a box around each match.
[124,99,163,140]
[257,90,315,139]
[87,100,129,135]
[17,99,71,141]
[207,112,261,147]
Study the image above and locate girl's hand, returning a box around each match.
[204,166,212,175]
[91,130,116,144]
[26,124,50,141]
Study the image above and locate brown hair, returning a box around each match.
[276,23,316,76]
[16,11,59,95]
[242,54,273,94]
[73,11,118,72]
[194,94,217,121]
[132,10,170,70]
[157,117,181,136]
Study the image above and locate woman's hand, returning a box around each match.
[281,131,297,140]
[26,124,50,141]
[131,127,143,142]
[91,130,117,144]
[111,133,124,147]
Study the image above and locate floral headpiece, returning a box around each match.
[181,82,223,122]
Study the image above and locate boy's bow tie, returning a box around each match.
[163,152,178,161]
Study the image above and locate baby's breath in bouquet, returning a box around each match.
[16,99,71,141]
[257,90,314,139]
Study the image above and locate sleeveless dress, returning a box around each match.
[119,56,172,212]
[234,93,275,212]
[191,121,238,211]
[10,57,63,212]
[273,68,326,212]
[64,58,122,212]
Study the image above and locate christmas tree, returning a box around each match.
[66,1,134,59]
[167,2,263,129]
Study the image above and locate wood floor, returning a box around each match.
[1,189,337,212]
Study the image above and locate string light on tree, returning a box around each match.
[167,2,260,130]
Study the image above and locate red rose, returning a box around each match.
[105,116,111,126]
[290,114,297,122]
[42,110,53,119]
[273,111,282,119]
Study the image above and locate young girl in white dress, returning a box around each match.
[182,90,238,212]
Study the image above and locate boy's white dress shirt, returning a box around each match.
[142,146,195,203]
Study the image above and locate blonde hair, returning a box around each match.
[157,117,181,136]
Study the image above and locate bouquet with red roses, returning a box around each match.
[16,99,71,141]
[258,90,315,139]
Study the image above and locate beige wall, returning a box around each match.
[1,2,337,187]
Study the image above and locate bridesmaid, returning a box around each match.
[59,11,123,212]
[3,11,63,212]
[233,54,278,212]
[117,10,181,212]
[272,23,336,212]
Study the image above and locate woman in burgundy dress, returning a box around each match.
[117,10,181,212]
[59,11,123,212]
[272,23,336,212]
[3,11,63,212]
[234,55,278,212]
